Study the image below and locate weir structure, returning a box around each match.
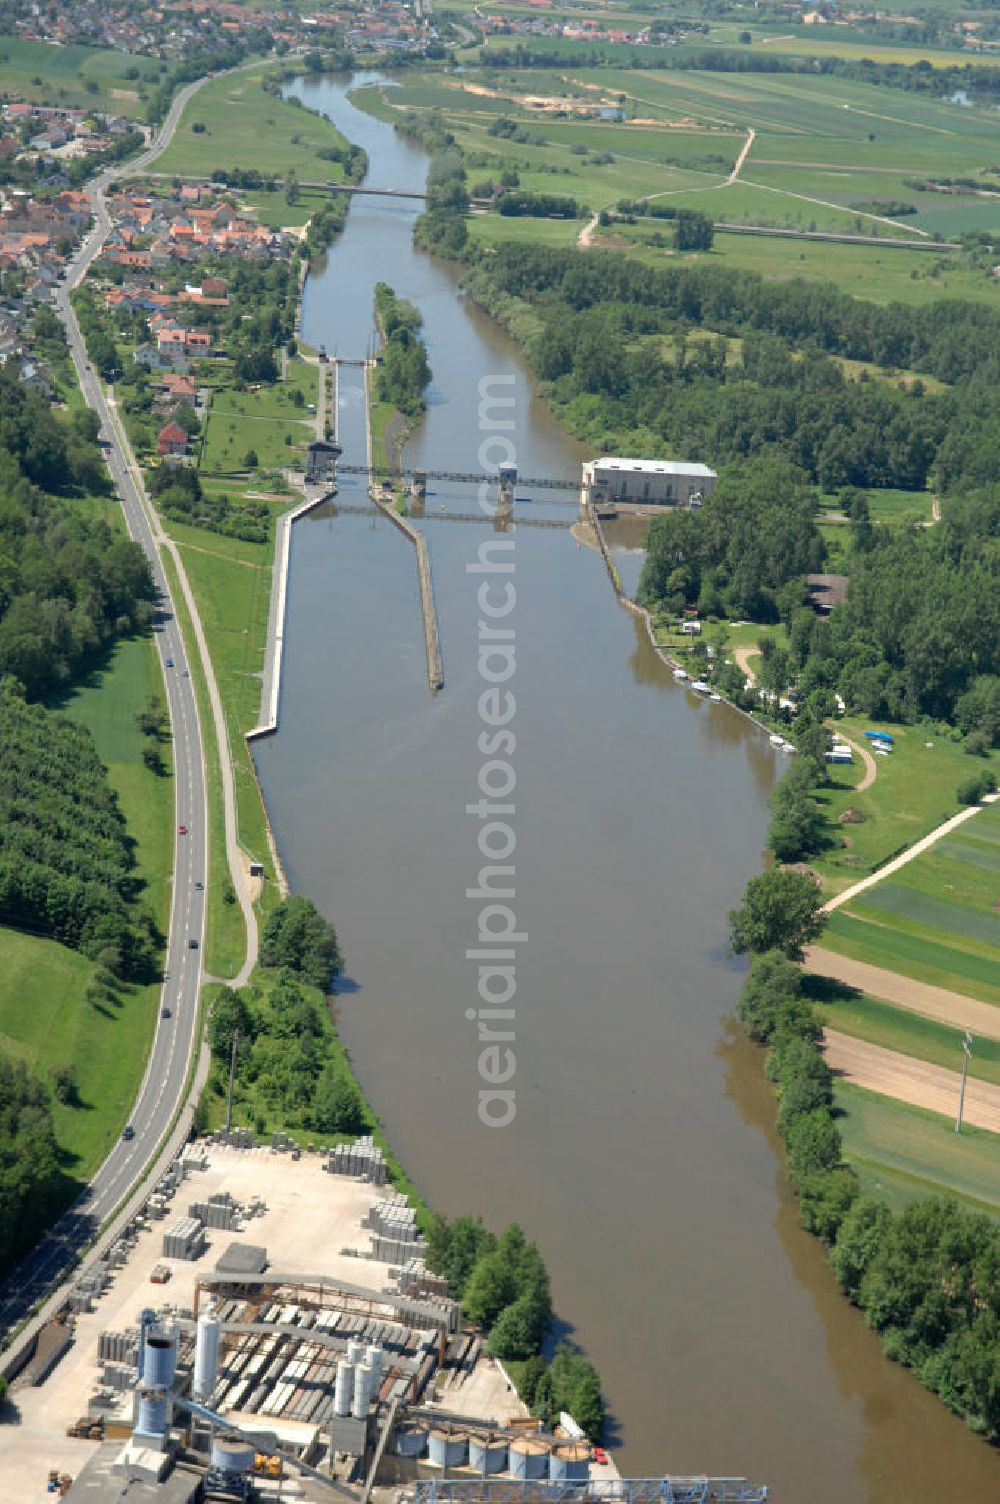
[363,361,444,693]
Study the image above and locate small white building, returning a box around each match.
[582,456,717,508]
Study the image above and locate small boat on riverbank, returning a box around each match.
[691,680,711,695]
[673,668,688,681]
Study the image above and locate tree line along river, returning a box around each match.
[250,70,1000,1501]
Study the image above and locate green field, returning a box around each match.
[160,549,252,980]
[823,911,1000,1005]
[200,358,318,474]
[0,36,164,118]
[702,231,1000,307]
[0,633,173,1189]
[367,64,1000,303]
[816,799,1000,999]
[852,881,1000,948]
[812,986,1000,1084]
[809,719,996,888]
[835,1082,1000,1216]
[160,514,284,967]
[467,213,582,249]
[154,65,349,180]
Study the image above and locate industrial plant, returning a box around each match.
[5,1134,767,1504]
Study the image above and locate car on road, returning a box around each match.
[188,937,199,949]
[161,1007,172,1019]
[178,824,188,835]
[122,1125,135,1141]
[194,880,204,891]
[165,658,174,668]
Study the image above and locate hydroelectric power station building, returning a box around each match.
[582,457,717,509]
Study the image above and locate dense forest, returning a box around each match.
[0,360,153,748]
[0,1056,61,1277]
[0,338,156,1274]
[0,680,158,977]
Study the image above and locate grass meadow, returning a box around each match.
[362,66,1000,303]
[154,66,349,180]
[0,36,163,118]
[817,799,1000,998]
[835,1083,1000,1216]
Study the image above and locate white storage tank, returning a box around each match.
[469,1434,508,1475]
[211,1437,255,1474]
[334,1360,354,1418]
[392,1422,428,1458]
[193,1312,221,1402]
[365,1344,383,1383]
[347,1340,365,1365]
[428,1428,469,1468]
[352,1361,373,1418]
[550,1443,591,1481]
[510,1438,549,1480]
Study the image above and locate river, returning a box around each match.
[252,72,1000,1501]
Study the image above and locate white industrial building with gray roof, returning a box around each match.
[582,456,717,508]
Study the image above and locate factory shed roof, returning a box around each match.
[215,1240,268,1276]
[589,456,716,478]
[63,1443,199,1504]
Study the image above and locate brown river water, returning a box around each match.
[251,72,1000,1500]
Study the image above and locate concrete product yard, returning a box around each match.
[1,1140,556,1504]
[2,1143,394,1498]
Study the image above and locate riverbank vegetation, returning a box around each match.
[735,946,1000,1439]
[374,282,431,419]
[426,1214,604,1438]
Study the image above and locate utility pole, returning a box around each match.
[225,1030,239,1134]
[955,1031,973,1134]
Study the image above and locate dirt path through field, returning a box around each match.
[578,211,600,248]
[822,1029,1000,1132]
[733,642,758,685]
[823,793,999,913]
[805,945,1000,1039]
[728,127,755,183]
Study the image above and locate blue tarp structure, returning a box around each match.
[864,730,895,743]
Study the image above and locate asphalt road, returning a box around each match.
[0,76,215,1342]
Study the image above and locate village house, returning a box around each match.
[157,420,189,458]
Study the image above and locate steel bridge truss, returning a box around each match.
[336,463,580,493]
[404,1480,767,1504]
